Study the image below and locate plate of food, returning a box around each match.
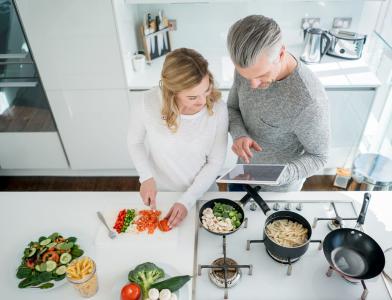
[113,262,191,300]
[15,232,84,290]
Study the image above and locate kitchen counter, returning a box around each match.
[127,44,381,91]
[0,191,391,299]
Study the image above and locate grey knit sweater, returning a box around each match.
[228,58,330,191]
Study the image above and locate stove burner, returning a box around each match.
[326,266,368,299]
[198,235,252,299]
[312,202,358,231]
[266,249,301,264]
[208,257,242,288]
[247,239,322,276]
[328,218,345,231]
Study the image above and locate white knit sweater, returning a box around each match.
[127,87,228,210]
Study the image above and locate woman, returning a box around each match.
[128,48,228,228]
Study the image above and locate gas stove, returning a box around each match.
[194,196,391,300]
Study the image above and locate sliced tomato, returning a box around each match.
[135,210,161,234]
[42,250,59,263]
[159,219,171,232]
[25,259,35,269]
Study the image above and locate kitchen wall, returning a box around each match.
[127,0,381,58]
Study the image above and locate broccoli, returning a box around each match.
[128,262,165,299]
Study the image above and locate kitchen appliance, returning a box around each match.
[300,27,332,64]
[327,29,367,60]
[195,192,391,300]
[0,0,57,132]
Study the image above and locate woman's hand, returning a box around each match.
[165,203,188,228]
[140,178,157,209]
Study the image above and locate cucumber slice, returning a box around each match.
[35,264,41,272]
[39,262,47,272]
[46,260,57,272]
[27,248,36,258]
[60,253,72,264]
[46,242,57,249]
[55,243,64,250]
[55,265,67,276]
[40,239,51,246]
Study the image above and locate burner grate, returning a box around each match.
[198,235,252,299]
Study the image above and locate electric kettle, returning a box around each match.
[300,28,332,64]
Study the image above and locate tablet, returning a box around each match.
[216,164,287,185]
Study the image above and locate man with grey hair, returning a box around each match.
[227,15,330,191]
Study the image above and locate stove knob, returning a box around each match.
[273,203,280,211]
[296,203,303,211]
[249,201,257,211]
[285,203,291,210]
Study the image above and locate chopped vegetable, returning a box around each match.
[134,210,161,234]
[212,203,242,229]
[113,209,137,234]
[128,262,165,300]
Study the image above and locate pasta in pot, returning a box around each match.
[265,219,308,247]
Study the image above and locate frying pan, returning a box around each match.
[199,186,261,236]
[323,193,385,280]
[244,185,312,260]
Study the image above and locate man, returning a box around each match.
[227,15,330,191]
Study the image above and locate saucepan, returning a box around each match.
[244,185,312,261]
[323,193,385,280]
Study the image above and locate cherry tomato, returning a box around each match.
[121,283,141,300]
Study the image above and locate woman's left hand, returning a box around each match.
[165,203,188,228]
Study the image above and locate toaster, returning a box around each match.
[326,29,367,60]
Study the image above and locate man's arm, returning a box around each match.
[227,72,249,140]
[279,99,330,185]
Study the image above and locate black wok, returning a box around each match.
[199,186,261,236]
[323,193,385,280]
[244,185,312,260]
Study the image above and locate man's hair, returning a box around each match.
[227,15,282,68]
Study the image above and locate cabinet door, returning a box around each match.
[47,89,133,169]
[0,132,68,169]
[326,89,375,168]
[15,0,126,90]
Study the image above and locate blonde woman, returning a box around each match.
[128,48,228,228]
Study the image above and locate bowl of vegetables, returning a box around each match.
[16,232,84,290]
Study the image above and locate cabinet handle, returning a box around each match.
[0,53,28,59]
[0,81,38,88]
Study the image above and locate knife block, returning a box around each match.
[140,26,172,62]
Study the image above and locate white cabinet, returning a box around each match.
[47,89,133,169]
[14,0,133,172]
[0,133,68,169]
[15,0,127,91]
[326,89,375,169]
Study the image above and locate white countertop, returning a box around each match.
[0,191,391,299]
[127,45,381,91]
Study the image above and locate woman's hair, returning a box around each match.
[160,48,221,132]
